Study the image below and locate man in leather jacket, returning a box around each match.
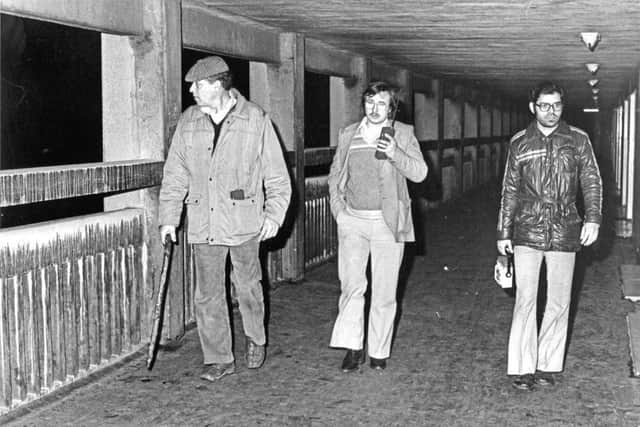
[496,81,602,390]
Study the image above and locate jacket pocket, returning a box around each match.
[185,193,207,238]
[397,199,413,234]
[230,197,261,235]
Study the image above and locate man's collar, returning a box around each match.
[356,117,390,133]
[226,88,248,119]
[527,120,571,139]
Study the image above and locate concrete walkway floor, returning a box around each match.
[4,186,640,426]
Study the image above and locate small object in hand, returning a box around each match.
[494,255,514,289]
[230,189,245,200]
[375,126,394,160]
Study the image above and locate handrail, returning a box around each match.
[0,160,164,208]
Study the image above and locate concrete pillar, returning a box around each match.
[329,56,369,147]
[459,95,466,193]
[436,79,445,192]
[250,33,305,281]
[398,69,413,124]
[101,0,183,341]
[633,70,640,249]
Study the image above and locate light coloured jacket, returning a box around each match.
[159,89,291,246]
[328,121,428,242]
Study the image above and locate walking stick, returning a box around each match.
[146,238,174,370]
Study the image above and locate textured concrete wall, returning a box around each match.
[444,98,461,139]
[502,110,511,136]
[182,4,280,63]
[414,92,438,141]
[464,102,477,138]
[0,0,143,34]
[492,107,502,136]
[329,56,368,147]
[306,39,353,77]
[480,106,491,137]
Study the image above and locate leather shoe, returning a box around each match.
[534,370,555,386]
[370,357,387,370]
[200,362,235,382]
[245,338,265,369]
[341,349,365,372]
[512,373,535,391]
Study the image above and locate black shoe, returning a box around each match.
[341,349,365,372]
[512,374,535,391]
[370,357,387,370]
[534,370,555,386]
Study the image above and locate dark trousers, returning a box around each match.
[193,237,265,364]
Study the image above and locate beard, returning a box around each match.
[539,115,560,128]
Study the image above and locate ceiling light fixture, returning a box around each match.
[585,63,600,74]
[583,108,600,113]
[588,79,599,87]
[580,32,601,51]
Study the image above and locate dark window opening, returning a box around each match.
[182,50,250,109]
[304,71,330,149]
[1,14,102,227]
[2,195,106,228]
[304,71,330,178]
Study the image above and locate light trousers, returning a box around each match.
[507,245,575,375]
[330,209,405,359]
[193,237,265,364]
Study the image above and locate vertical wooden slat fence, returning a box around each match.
[304,176,337,269]
[0,208,148,413]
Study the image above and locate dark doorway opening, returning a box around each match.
[304,71,330,177]
[1,14,103,227]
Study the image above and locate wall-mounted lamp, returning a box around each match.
[585,63,600,74]
[591,88,600,96]
[588,79,599,87]
[580,32,601,51]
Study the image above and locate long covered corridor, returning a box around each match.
[2,186,639,426]
[2,0,640,424]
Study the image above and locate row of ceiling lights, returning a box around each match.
[581,32,601,113]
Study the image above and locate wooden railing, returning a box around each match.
[304,176,337,269]
[0,209,147,409]
[0,160,162,414]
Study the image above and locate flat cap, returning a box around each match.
[185,56,230,82]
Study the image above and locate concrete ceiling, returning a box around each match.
[198,0,640,111]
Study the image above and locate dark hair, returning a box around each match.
[362,81,399,117]
[206,71,233,90]
[529,81,565,104]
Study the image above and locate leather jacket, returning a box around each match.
[497,120,602,252]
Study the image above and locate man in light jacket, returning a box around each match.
[328,81,427,372]
[159,56,291,382]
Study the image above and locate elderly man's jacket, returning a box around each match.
[497,120,602,251]
[159,89,291,246]
[328,121,428,242]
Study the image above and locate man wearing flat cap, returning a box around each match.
[159,56,291,382]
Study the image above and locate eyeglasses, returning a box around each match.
[364,98,390,109]
[535,102,563,112]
